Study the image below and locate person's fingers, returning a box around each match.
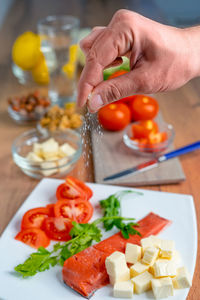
[87,68,147,113]
[106,57,123,68]
[77,27,131,107]
[79,27,105,55]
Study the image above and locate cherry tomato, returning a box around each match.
[15,228,50,249]
[21,207,50,230]
[129,95,159,121]
[66,176,93,201]
[56,182,87,202]
[43,217,72,241]
[46,204,55,217]
[131,120,159,139]
[98,103,131,131]
[108,70,128,79]
[54,199,93,223]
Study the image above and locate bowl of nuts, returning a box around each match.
[37,103,83,133]
[8,90,50,124]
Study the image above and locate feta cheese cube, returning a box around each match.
[141,237,154,250]
[105,251,128,276]
[40,161,58,176]
[113,281,133,298]
[41,138,59,159]
[109,268,130,285]
[142,247,159,265]
[171,250,182,267]
[150,236,162,248]
[172,266,192,289]
[130,261,149,278]
[26,152,43,162]
[131,271,153,294]
[153,259,176,278]
[151,277,174,299]
[33,142,43,156]
[59,143,76,157]
[125,243,142,264]
[160,240,175,259]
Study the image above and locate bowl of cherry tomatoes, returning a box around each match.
[123,119,175,155]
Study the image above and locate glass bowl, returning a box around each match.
[123,121,175,156]
[12,129,82,179]
[8,105,48,125]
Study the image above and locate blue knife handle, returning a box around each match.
[162,141,200,161]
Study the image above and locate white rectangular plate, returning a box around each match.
[0,179,197,300]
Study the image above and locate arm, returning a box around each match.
[77,10,200,112]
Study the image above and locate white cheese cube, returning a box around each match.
[109,268,130,285]
[151,277,174,299]
[160,240,175,259]
[153,259,176,278]
[141,237,154,250]
[172,266,192,289]
[131,271,153,294]
[150,236,162,248]
[41,138,59,159]
[33,142,43,156]
[171,250,182,267]
[59,143,76,157]
[142,247,159,265]
[105,251,128,276]
[40,161,58,176]
[125,243,142,264]
[26,152,43,162]
[130,261,149,278]
[113,281,133,298]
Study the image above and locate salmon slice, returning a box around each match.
[62,212,171,298]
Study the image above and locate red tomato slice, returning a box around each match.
[132,120,159,139]
[148,131,168,145]
[21,207,50,230]
[46,204,55,217]
[66,176,93,201]
[43,217,72,241]
[54,199,93,223]
[15,228,50,249]
[56,183,87,202]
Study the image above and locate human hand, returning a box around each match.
[77,9,200,112]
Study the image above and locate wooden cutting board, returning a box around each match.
[90,115,185,186]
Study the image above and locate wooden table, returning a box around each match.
[0,1,199,299]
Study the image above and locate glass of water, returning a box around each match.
[37,15,80,105]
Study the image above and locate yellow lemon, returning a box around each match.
[31,53,49,85]
[12,31,41,70]
[62,44,78,79]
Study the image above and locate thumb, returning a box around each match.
[87,69,144,113]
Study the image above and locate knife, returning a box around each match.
[103,141,200,181]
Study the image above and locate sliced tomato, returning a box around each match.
[46,204,55,217]
[54,199,93,223]
[148,131,168,145]
[56,183,87,202]
[131,120,159,139]
[15,228,50,249]
[66,176,93,200]
[21,207,50,230]
[43,217,72,241]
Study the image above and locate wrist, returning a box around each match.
[182,26,200,78]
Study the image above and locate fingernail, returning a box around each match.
[89,94,103,112]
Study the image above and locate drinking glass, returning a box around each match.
[38,15,80,105]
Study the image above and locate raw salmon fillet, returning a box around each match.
[62,212,171,298]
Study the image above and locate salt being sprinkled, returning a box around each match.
[80,108,103,180]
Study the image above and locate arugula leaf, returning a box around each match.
[100,190,142,236]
